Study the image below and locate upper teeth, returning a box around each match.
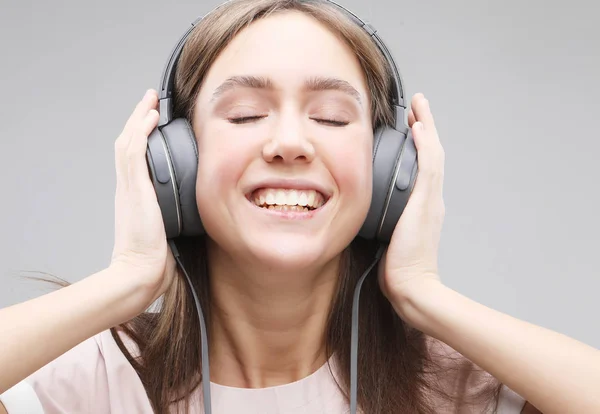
[252,188,325,209]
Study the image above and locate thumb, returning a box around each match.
[377,248,390,298]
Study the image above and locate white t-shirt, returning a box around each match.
[1,329,526,413]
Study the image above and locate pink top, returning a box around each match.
[1,329,526,413]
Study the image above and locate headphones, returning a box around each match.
[145,0,418,243]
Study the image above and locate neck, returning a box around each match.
[206,240,341,388]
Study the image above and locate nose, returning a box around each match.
[262,115,315,164]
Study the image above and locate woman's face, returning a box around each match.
[192,10,373,271]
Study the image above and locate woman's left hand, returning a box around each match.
[378,93,446,317]
[379,96,600,413]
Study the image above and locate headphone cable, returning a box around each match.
[168,239,212,414]
[350,244,386,414]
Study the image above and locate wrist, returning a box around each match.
[389,277,448,332]
[88,264,149,326]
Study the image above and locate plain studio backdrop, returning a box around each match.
[0,0,598,349]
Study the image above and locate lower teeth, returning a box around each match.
[264,205,310,212]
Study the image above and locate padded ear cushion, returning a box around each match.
[160,118,205,237]
[146,118,204,239]
[358,126,418,242]
[359,126,399,240]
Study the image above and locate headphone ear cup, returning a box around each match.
[359,126,387,240]
[359,125,418,243]
[146,118,204,239]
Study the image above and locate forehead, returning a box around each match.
[199,10,368,99]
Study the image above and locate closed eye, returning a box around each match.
[228,116,349,126]
[311,118,349,127]
[228,115,266,124]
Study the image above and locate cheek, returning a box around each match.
[194,124,252,212]
[329,136,373,199]
[325,135,373,238]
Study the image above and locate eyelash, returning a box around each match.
[228,116,348,127]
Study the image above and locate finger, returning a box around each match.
[122,89,159,137]
[411,94,444,163]
[114,90,158,190]
[411,93,438,135]
[411,121,444,198]
[408,109,416,128]
[127,109,160,191]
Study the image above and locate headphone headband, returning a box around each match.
[157,0,406,127]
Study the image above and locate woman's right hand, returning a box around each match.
[110,89,177,311]
[0,90,179,395]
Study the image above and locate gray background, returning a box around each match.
[0,0,598,349]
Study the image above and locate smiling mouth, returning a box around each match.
[248,188,328,212]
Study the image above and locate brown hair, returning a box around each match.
[108,1,503,412]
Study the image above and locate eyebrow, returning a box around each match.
[210,75,362,105]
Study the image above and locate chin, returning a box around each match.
[243,232,341,272]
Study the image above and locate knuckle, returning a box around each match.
[430,201,445,225]
[114,138,123,150]
[438,147,446,161]
[438,207,446,222]
[421,166,441,181]
[435,211,445,226]
[126,138,142,157]
[115,136,128,152]
[126,147,139,163]
[134,99,145,112]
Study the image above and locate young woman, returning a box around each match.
[1,1,598,413]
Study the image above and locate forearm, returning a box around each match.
[396,280,600,414]
[0,265,145,394]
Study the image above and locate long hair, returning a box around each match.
[107,1,503,412]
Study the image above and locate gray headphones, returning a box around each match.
[146,0,418,243]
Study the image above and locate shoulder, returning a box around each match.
[425,336,529,414]
[0,330,152,414]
